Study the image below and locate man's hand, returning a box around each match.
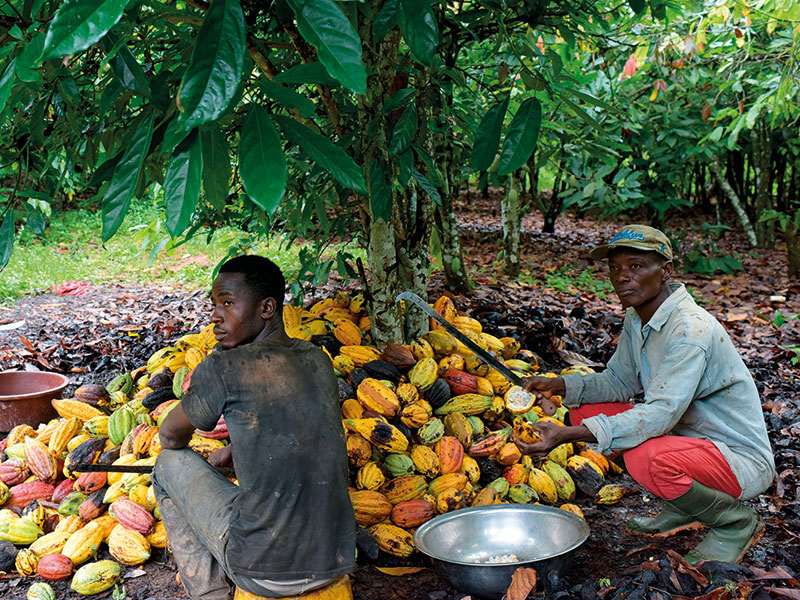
[521,375,566,398]
[512,422,568,459]
[513,423,597,459]
[158,404,195,450]
[208,444,233,469]
[520,376,566,416]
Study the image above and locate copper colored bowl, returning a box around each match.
[0,371,70,432]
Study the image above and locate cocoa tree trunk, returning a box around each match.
[430,85,473,293]
[751,123,775,248]
[710,155,757,247]
[785,219,800,278]
[501,171,522,277]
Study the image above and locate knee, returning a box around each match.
[152,448,195,491]
[623,440,665,483]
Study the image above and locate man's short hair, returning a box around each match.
[219,255,285,309]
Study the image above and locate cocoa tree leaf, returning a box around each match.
[498,97,542,176]
[506,567,537,600]
[273,62,338,86]
[201,126,231,213]
[258,79,317,118]
[164,129,203,236]
[41,0,129,61]
[388,104,417,155]
[239,105,286,216]
[397,0,439,66]
[0,58,17,114]
[470,96,509,171]
[101,112,155,241]
[0,208,14,271]
[274,115,367,195]
[287,0,366,94]
[176,0,246,132]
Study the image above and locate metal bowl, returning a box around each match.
[413,504,590,599]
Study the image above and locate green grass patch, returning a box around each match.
[521,265,614,298]
[0,206,364,302]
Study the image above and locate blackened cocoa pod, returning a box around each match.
[97,446,121,466]
[424,378,451,409]
[141,387,175,410]
[73,384,110,407]
[363,360,402,384]
[146,372,173,390]
[349,368,369,389]
[79,488,108,521]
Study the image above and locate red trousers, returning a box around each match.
[568,403,742,500]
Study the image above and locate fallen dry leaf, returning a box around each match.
[505,567,537,600]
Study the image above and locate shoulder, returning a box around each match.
[663,293,720,347]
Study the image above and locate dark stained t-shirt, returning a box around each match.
[181,331,355,580]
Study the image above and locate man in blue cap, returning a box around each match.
[515,225,775,564]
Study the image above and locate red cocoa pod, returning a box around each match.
[110,498,155,535]
[37,553,74,581]
[197,416,228,440]
[0,457,30,486]
[74,471,107,494]
[6,480,55,508]
[390,498,436,528]
[51,479,75,504]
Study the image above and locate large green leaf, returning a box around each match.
[388,104,417,155]
[101,113,155,242]
[373,0,398,44]
[498,97,541,175]
[0,209,13,272]
[41,0,129,61]
[258,79,317,118]
[240,105,286,216]
[369,160,393,221]
[273,62,338,86]
[102,33,150,96]
[0,59,16,114]
[412,167,440,205]
[201,127,231,213]
[164,129,203,236]
[16,33,44,82]
[469,96,508,171]
[275,115,367,195]
[176,0,246,132]
[397,0,439,66]
[287,0,366,94]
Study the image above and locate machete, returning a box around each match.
[396,291,557,416]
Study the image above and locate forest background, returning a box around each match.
[0,0,798,344]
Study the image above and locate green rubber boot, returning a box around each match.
[626,501,701,537]
[668,481,763,564]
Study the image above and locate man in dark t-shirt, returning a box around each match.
[153,256,355,600]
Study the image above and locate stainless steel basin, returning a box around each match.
[413,504,590,599]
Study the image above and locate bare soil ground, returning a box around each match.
[1,202,798,599]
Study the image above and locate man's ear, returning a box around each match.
[261,297,278,320]
[661,260,674,281]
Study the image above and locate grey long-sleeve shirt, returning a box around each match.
[562,283,775,500]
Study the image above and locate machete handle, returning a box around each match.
[538,397,558,417]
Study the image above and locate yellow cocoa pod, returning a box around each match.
[408,358,438,391]
[62,521,104,566]
[108,524,151,566]
[338,345,382,367]
[356,461,385,491]
[369,523,414,557]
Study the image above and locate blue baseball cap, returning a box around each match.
[590,224,673,261]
